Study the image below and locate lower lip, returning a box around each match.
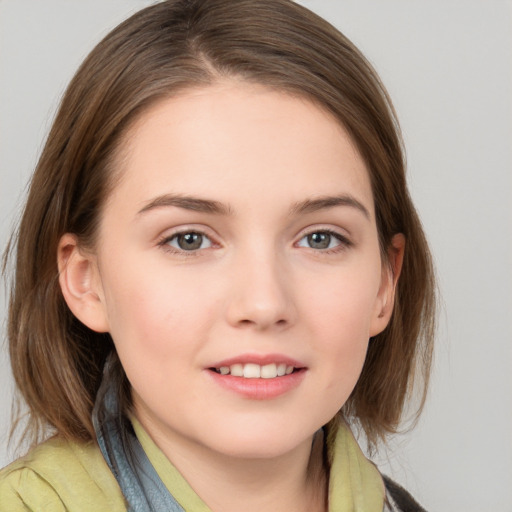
[206,369,306,400]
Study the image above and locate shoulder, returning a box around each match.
[0,436,126,512]
[383,475,427,512]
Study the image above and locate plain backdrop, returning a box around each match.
[1,1,511,511]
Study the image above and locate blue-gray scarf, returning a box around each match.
[92,357,185,512]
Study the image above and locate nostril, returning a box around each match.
[236,317,288,328]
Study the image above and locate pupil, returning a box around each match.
[308,232,330,249]
[178,233,202,250]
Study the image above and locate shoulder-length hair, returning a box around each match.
[5,0,435,450]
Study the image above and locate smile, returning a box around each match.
[206,355,307,398]
[211,363,296,379]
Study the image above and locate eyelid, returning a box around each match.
[295,224,352,241]
[294,225,353,251]
[156,225,221,254]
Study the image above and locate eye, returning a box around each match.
[165,231,212,251]
[297,230,348,250]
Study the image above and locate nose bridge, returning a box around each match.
[226,238,295,330]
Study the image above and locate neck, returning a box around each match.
[182,435,326,512]
[139,418,328,512]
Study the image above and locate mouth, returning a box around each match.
[206,356,307,399]
[209,363,300,379]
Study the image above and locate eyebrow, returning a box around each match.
[137,193,370,219]
[290,195,370,219]
[137,194,232,216]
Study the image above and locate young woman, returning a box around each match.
[0,1,435,510]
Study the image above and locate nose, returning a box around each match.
[225,247,297,331]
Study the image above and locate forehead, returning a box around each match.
[107,81,374,217]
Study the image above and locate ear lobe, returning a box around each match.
[370,233,405,337]
[58,233,109,333]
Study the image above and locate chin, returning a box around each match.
[212,438,304,460]
[195,421,316,461]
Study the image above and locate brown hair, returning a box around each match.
[4,0,435,450]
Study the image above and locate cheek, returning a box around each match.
[302,267,381,339]
[299,266,381,390]
[104,282,200,403]
[101,265,208,362]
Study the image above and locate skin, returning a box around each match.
[59,81,403,512]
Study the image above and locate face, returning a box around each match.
[66,82,397,461]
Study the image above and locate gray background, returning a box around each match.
[1,1,511,510]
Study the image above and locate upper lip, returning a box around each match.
[207,353,306,369]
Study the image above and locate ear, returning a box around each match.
[57,233,109,333]
[370,233,405,337]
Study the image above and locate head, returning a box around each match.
[6,0,435,450]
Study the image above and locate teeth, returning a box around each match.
[260,363,277,379]
[243,363,261,378]
[214,363,297,378]
[230,364,243,377]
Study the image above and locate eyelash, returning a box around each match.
[157,228,352,256]
[296,228,352,254]
[157,230,216,256]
